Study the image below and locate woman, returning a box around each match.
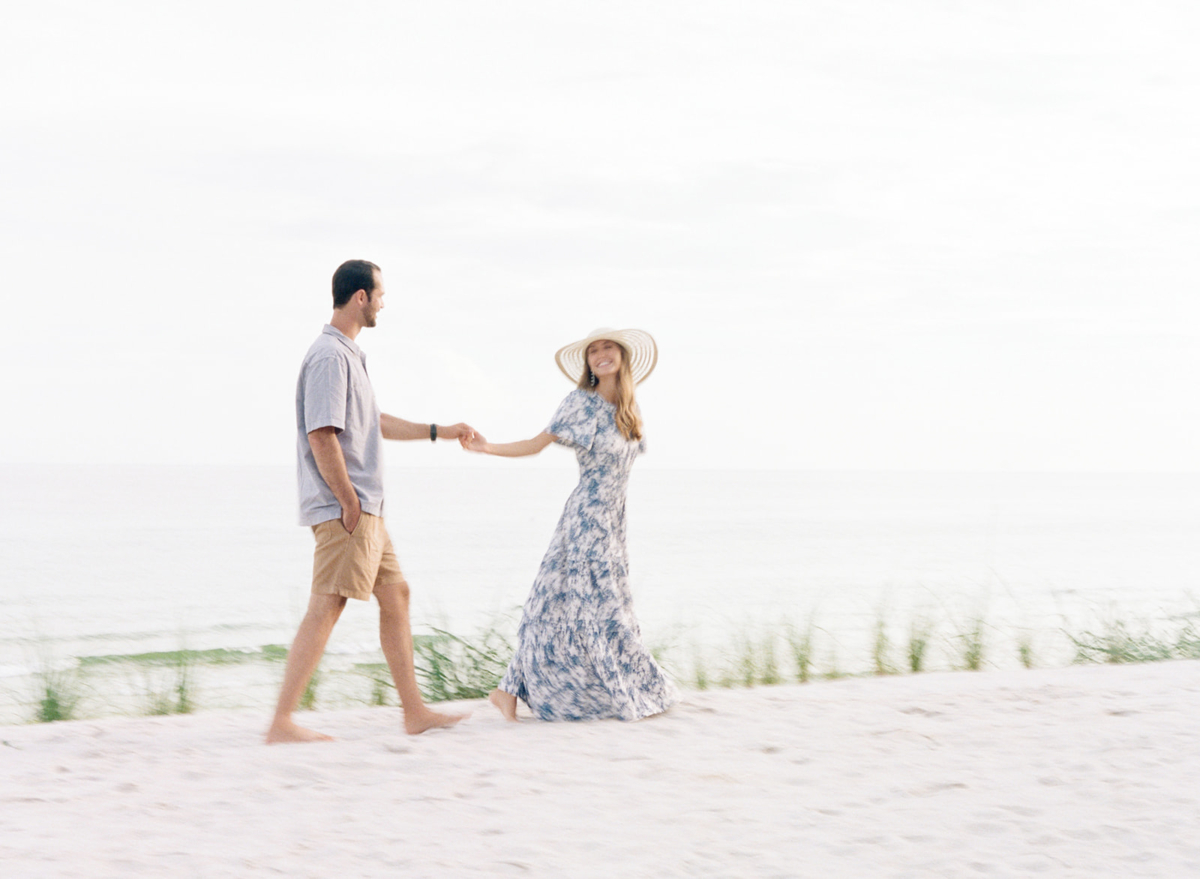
[463,328,678,721]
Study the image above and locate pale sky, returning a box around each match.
[2,1,1198,471]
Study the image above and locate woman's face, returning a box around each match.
[586,339,623,381]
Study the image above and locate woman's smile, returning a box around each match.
[587,340,622,376]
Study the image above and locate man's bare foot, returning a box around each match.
[265,718,335,744]
[488,688,518,722]
[403,708,469,735]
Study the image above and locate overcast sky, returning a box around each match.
[2,1,1197,471]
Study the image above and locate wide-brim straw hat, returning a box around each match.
[555,327,658,385]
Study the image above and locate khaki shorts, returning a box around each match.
[311,513,405,601]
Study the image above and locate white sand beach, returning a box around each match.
[3,661,1199,878]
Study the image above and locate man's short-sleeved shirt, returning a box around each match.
[295,325,384,526]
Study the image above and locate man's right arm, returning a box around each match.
[307,426,361,533]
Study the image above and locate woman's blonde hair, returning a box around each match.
[576,341,643,441]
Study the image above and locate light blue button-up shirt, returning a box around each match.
[295,325,384,526]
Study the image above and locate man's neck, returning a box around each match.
[329,310,361,340]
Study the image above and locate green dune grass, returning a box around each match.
[10,602,1200,724]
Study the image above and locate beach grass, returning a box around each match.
[691,646,710,691]
[727,633,758,688]
[11,603,1200,724]
[785,619,817,683]
[34,665,83,723]
[299,667,321,710]
[356,662,395,707]
[1067,614,1200,665]
[1016,629,1036,669]
[712,629,788,689]
[140,651,196,716]
[81,644,200,716]
[953,615,988,671]
[80,647,269,668]
[261,644,289,661]
[906,613,936,673]
[871,608,897,676]
[759,636,782,685]
[27,643,85,723]
[412,624,512,703]
[821,644,848,680]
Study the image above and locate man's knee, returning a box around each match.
[306,593,348,620]
[376,579,411,608]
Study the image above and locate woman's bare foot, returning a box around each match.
[265,718,335,744]
[403,708,469,735]
[488,688,518,722]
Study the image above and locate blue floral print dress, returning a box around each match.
[498,388,679,721]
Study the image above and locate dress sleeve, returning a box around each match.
[545,390,598,451]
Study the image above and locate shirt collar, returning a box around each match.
[322,324,364,360]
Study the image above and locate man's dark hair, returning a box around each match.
[332,259,381,308]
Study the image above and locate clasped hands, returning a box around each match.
[458,428,488,454]
[437,423,488,453]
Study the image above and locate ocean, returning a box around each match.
[2,464,1197,723]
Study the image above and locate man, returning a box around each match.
[266,259,472,742]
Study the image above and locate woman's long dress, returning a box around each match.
[498,388,679,721]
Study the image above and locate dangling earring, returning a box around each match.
[589,370,597,387]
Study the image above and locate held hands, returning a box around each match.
[433,421,489,451]
[459,432,552,458]
[460,431,489,454]
[437,423,476,443]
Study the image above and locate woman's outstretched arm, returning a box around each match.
[461,431,556,458]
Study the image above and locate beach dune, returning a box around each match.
[3,661,1199,877]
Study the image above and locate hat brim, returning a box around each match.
[555,328,658,386]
